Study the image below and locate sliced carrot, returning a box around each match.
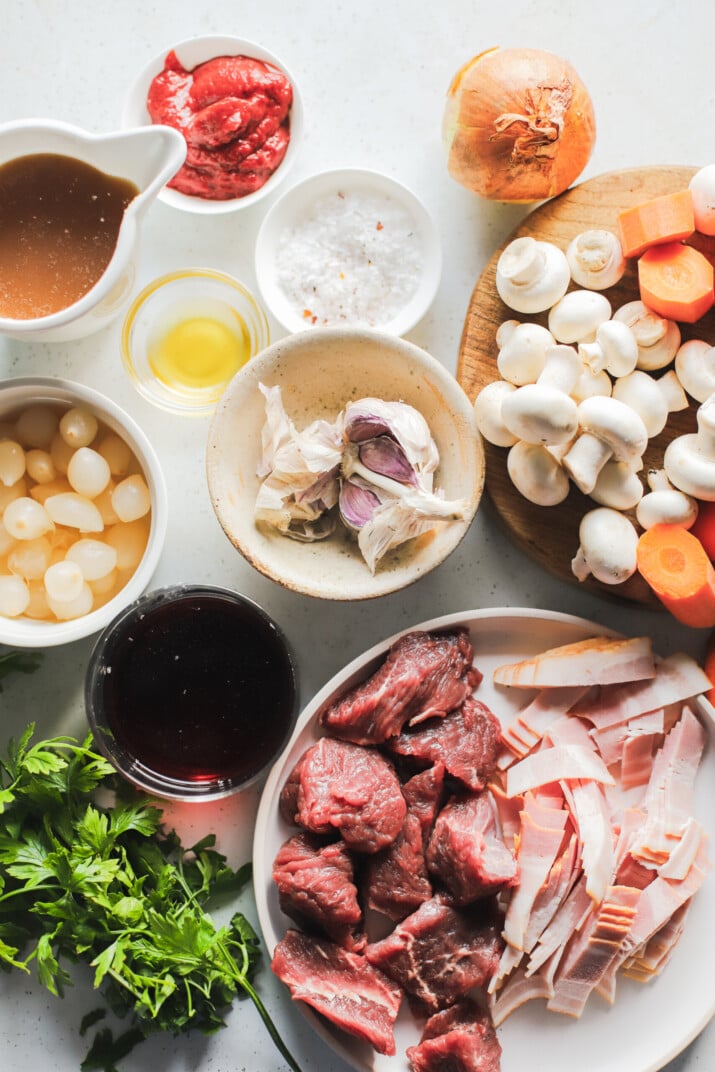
[690,500,715,560]
[637,241,714,323]
[637,523,715,628]
[618,189,695,258]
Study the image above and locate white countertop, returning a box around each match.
[0,1,713,1070]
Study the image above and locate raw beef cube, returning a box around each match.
[271,929,403,1056]
[273,833,363,948]
[279,754,304,824]
[426,793,518,905]
[296,737,406,853]
[365,897,503,1014]
[407,1001,502,1072]
[389,696,501,792]
[320,629,481,745]
[364,764,445,921]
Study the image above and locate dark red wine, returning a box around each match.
[92,587,296,789]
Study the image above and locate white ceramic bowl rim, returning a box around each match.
[254,166,443,337]
[121,34,304,215]
[0,376,168,647]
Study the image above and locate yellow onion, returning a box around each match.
[443,46,596,203]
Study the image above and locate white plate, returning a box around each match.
[254,167,442,336]
[254,607,715,1072]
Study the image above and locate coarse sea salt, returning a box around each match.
[275,188,425,328]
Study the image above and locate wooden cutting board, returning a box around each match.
[457,166,715,606]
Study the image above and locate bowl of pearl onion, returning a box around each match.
[0,377,167,646]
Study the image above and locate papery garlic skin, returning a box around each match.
[357,492,467,574]
[255,383,343,540]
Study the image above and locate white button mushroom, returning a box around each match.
[674,338,715,403]
[688,165,715,236]
[495,236,571,315]
[664,393,715,500]
[571,507,639,585]
[570,363,613,404]
[636,469,698,530]
[566,228,627,291]
[473,380,519,447]
[506,440,570,506]
[590,460,644,510]
[496,321,556,385]
[548,290,612,344]
[500,347,581,446]
[578,319,639,378]
[612,300,681,371]
[611,369,689,438]
[562,395,649,494]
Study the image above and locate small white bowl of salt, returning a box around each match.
[254,167,442,337]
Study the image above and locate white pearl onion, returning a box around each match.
[0,440,26,488]
[67,447,111,499]
[44,560,85,602]
[3,497,53,540]
[59,407,98,448]
[112,475,151,522]
[25,449,56,485]
[0,574,30,617]
[44,493,104,532]
[66,538,117,581]
[14,405,58,449]
[46,582,94,620]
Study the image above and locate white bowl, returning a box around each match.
[206,327,484,600]
[122,34,303,215]
[0,377,168,647]
[254,168,443,336]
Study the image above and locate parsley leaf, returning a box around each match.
[0,725,303,1072]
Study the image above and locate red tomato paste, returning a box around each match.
[147,50,293,200]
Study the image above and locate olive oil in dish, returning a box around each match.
[0,153,138,319]
[86,586,296,798]
[148,309,251,393]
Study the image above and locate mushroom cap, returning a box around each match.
[612,370,668,437]
[575,395,649,461]
[548,290,612,344]
[566,228,626,291]
[497,321,555,385]
[674,338,715,403]
[590,460,644,510]
[501,384,579,446]
[507,440,570,506]
[474,380,519,447]
[572,507,639,584]
[664,395,715,500]
[496,237,570,315]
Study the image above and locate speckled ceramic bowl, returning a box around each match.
[206,327,484,600]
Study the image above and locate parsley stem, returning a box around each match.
[236,974,304,1072]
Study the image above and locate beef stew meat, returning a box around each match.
[365,897,504,1015]
[406,1001,503,1072]
[364,764,445,922]
[295,736,406,852]
[319,629,481,745]
[389,695,501,792]
[271,929,403,1056]
[272,833,364,949]
[426,793,518,906]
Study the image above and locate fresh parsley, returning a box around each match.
[0,723,303,1071]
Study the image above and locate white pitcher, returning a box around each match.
[0,118,186,342]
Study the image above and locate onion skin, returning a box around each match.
[444,46,596,203]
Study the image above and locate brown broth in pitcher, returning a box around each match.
[0,153,138,320]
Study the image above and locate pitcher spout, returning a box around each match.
[111,125,186,218]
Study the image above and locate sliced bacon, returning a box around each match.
[500,685,591,760]
[490,965,554,1026]
[493,635,655,689]
[505,743,614,798]
[502,791,568,951]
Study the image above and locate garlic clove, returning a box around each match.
[339,477,383,530]
[358,435,418,486]
[343,398,439,484]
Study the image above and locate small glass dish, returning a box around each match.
[85,584,298,801]
[121,268,270,416]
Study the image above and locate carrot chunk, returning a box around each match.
[637,523,715,628]
[618,189,695,258]
[690,500,715,560]
[637,242,714,323]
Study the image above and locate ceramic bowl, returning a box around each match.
[0,377,167,647]
[122,34,303,215]
[121,267,270,416]
[254,167,442,336]
[206,327,484,600]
